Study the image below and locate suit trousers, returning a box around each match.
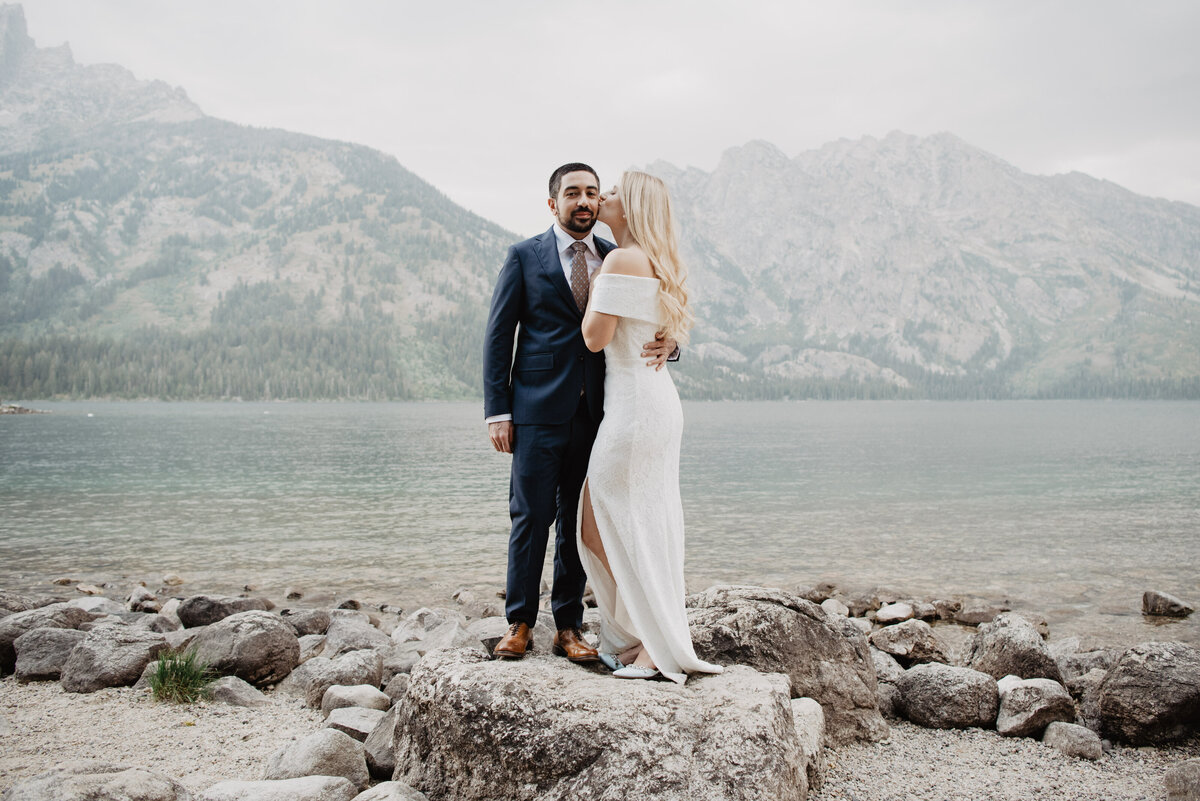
[505,394,598,630]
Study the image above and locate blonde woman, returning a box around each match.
[576,171,723,683]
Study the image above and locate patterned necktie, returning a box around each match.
[569,241,589,313]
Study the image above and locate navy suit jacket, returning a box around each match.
[484,227,615,426]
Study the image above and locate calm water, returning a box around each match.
[1,401,1197,647]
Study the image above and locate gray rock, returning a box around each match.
[0,591,43,615]
[0,603,94,673]
[820,598,850,618]
[954,598,1009,626]
[393,648,807,801]
[2,761,192,800]
[128,585,162,613]
[190,610,299,687]
[996,678,1076,737]
[383,673,409,703]
[324,616,393,657]
[1074,667,1108,733]
[322,684,391,716]
[933,598,962,620]
[870,647,905,684]
[327,706,387,742]
[797,582,839,604]
[996,674,1025,699]
[869,619,948,666]
[164,626,202,652]
[277,649,384,708]
[363,705,401,779]
[159,598,183,627]
[966,613,1063,682]
[686,585,887,745]
[1099,641,1200,744]
[381,643,422,683]
[199,776,357,801]
[281,608,331,636]
[415,620,486,657]
[897,663,999,729]
[66,597,126,616]
[791,697,826,792]
[389,607,464,645]
[13,628,86,682]
[60,625,168,693]
[1166,758,1200,801]
[297,634,325,663]
[847,617,872,635]
[845,591,881,617]
[263,728,369,791]
[177,595,270,628]
[1143,590,1195,618]
[1042,721,1104,760]
[350,782,428,801]
[1057,649,1117,685]
[207,675,268,707]
[874,602,915,624]
[911,602,938,621]
[465,616,510,652]
[877,682,902,719]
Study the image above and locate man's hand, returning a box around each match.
[641,333,678,371]
[488,421,514,453]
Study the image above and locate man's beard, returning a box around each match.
[559,208,597,234]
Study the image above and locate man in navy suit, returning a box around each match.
[483,163,674,661]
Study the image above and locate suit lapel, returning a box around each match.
[536,226,586,316]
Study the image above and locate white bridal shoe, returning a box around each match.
[613,664,659,679]
[598,652,624,672]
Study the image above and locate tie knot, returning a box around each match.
[571,241,586,254]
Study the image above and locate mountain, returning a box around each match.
[655,134,1200,398]
[0,4,512,399]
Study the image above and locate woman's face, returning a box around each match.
[598,185,625,226]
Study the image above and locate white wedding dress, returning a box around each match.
[577,273,723,684]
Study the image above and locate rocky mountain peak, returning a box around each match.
[0,3,35,79]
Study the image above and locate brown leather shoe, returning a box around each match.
[553,628,600,663]
[493,622,532,659]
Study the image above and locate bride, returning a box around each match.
[576,171,723,683]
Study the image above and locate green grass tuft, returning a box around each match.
[148,648,215,703]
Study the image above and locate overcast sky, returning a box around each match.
[19,0,1200,237]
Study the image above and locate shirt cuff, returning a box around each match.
[667,346,681,362]
[485,414,513,424]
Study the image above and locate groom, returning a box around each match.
[483,163,674,661]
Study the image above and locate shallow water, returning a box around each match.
[1,400,1196,647]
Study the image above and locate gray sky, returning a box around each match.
[20,0,1200,237]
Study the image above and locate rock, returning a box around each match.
[381,643,422,683]
[263,728,369,791]
[325,616,393,656]
[415,620,486,656]
[350,781,428,801]
[877,682,902,719]
[933,598,962,620]
[281,608,331,637]
[911,602,938,621]
[164,626,202,652]
[177,595,270,628]
[60,625,168,693]
[2,761,192,800]
[791,697,826,792]
[364,705,401,779]
[686,585,887,745]
[67,596,126,616]
[0,603,95,672]
[874,602,915,624]
[163,574,185,586]
[394,649,807,801]
[845,591,881,617]
[74,584,105,596]
[128,585,161,613]
[996,674,1025,699]
[0,591,43,614]
[869,619,948,666]
[897,663,999,729]
[966,613,1063,682]
[190,610,299,687]
[207,675,268,707]
[1022,612,1051,639]
[465,616,511,652]
[390,607,464,644]
[285,588,304,600]
[870,647,904,684]
[1143,590,1195,618]
[322,684,392,716]
[159,598,183,627]
[13,628,87,681]
[847,617,872,635]
[1099,641,1200,744]
[277,649,384,708]
[327,706,387,742]
[797,582,838,604]
[954,598,1009,625]
[1042,721,1104,760]
[337,599,362,611]
[383,673,409,703]
[1074,667,1108,733]
[298,634,326,663]
[1166,759,1200,801]
[820,598,849,618]
[996,678,1076,737]
[1057,649,1117,685]
[199,776,357,801]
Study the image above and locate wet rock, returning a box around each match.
[897,663,999,730]
[874,602,915,625]
[2,761,191,800]
[394,649,807,801]
[966,613,1062,682]
[200,776,357,801]
[326,706,387,742]
[263,728,369,791]
[13,628,86,682]
[686,585,887,745]
[996,678,1075,737]
[869,619,948,666]
[177,595,270,628]
[1165,758,1200,801]
[322,684,391,717]
[1099,641,1200,745]
[278,649,384,708]
[1143,590,1195,618]
[207,675,268,707]
[281,608,331,637]
[60,624,168,693]
[190,610,299,687]
[1042,721,1104,760]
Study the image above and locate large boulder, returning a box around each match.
[199,776,357,801]
[685,585,887,744]
[393,649,807,801]
[177,595,270,628]
[262,728,369,791]
[1,761,191,800]
[868,619,948,666]
[995,678,1075,737]
[13,628,87,682]
[1098,641,1200,745]
[277,649,384,708]
[0,603,94,673]
[965,613,1062,683]
[324,616,393,657]
[190,610,299,687]
[897,663,999,729]
[60,625,168,693]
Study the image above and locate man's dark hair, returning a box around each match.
[549,163,599,199]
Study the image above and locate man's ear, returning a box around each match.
[548,197,557,216]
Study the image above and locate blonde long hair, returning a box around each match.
[619,171,694,344]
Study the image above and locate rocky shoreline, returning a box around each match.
[0,579,1197,800]
[0,404,46,414]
